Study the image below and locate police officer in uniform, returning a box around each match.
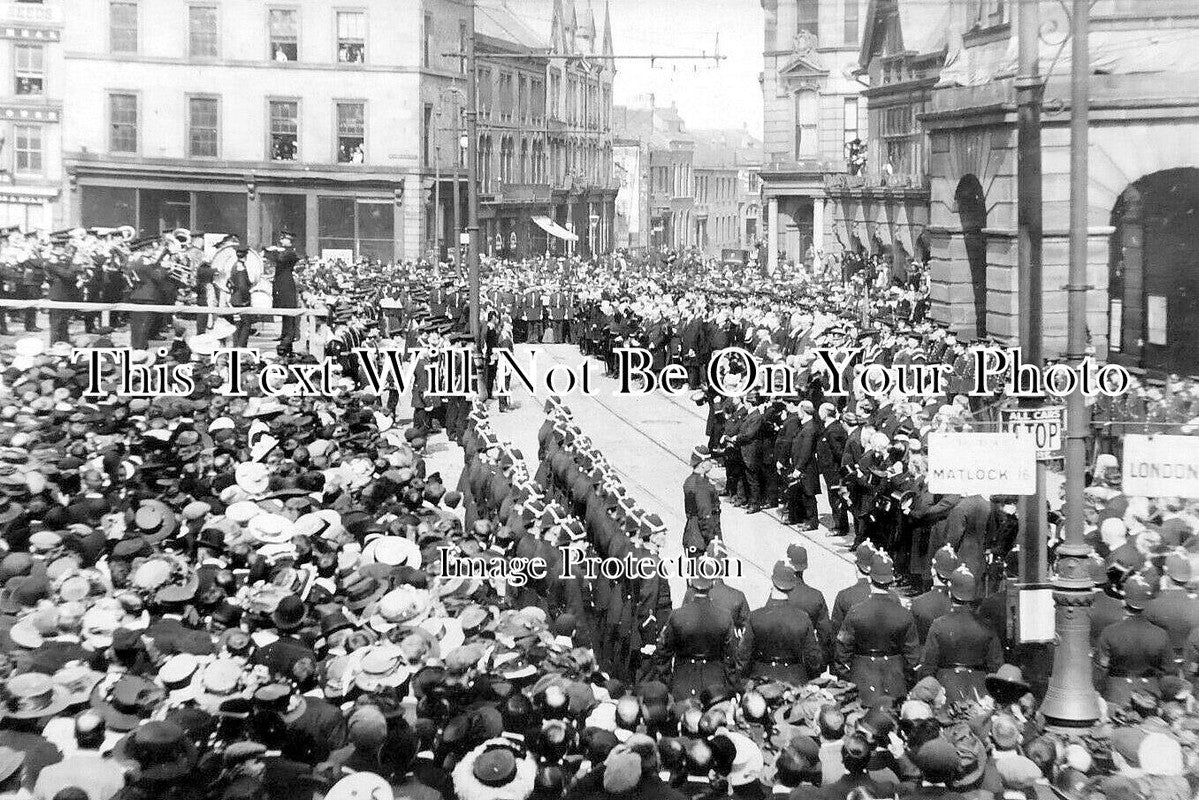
[783,545,833,659]
[655,574,739,698]
[1145,551,1199,670]
[1096,573,1171,707]
[834,551,920,707]
[919,566,1003,702]
[911,545,960,645]
[832,542,875,635]
[682,445,721,558]
[739,562,824,684]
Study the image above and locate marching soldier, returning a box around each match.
[911,545,960,644]
[682,445,722,558]
[834,551,920,707]
[1095,573,1171,707]
[655,575,739,698]
[739,562,825,685]
[918,566,1002,702]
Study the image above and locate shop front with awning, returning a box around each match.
[532,215,578,243]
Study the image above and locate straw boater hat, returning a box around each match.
[452,738,537,800]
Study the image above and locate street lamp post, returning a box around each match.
[437,85,468,276]
[1041,0,1100,729]
[465,0,481,343]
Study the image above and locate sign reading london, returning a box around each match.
[1122,434,1199,498]
[927,432,1037,495]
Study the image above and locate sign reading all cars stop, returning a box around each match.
[1001,405,1065,460]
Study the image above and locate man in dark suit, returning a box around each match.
[736,393,768,514]
[834,551,920,707]
[787,400,821,530]
[815,402,849,536]
[944,494,993,584]
[738,562,824,684]
[655,575,739,698]
[268,231,300,353]
[919,566,1003,702]
[679,311,706,389]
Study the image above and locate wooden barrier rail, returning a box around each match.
[0,299,326,317]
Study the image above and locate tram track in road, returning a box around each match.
[525,344,856,572]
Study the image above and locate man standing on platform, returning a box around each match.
[268,231,300,354]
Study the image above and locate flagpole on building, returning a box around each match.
[1041,0,1101,729]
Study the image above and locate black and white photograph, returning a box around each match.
[0,0,1189,798]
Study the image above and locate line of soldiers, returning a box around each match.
[453,395,673,684]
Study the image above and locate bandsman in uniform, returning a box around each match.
[918,565,1002,702]
[738,561,824,684]
[1095,573,1171,707]
[682,444,722,558]
[911,545,960,644]
[17,232,44,332]
[655,574,739,698]
[834,551,919,707]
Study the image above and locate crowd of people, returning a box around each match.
[0,236,1190,800]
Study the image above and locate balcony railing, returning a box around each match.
[824,170,929,192]
[0,2,60,24]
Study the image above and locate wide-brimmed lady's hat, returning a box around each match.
[1,672,71,719]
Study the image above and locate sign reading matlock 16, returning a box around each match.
[927,432,1037,496]
[1122,434,1199,498]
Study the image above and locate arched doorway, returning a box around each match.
[949,175,987,338]
[1109,168,1199,373]
[956,175,988,338]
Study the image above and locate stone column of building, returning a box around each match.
[813,198,825,255]
[767,197,779,273]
